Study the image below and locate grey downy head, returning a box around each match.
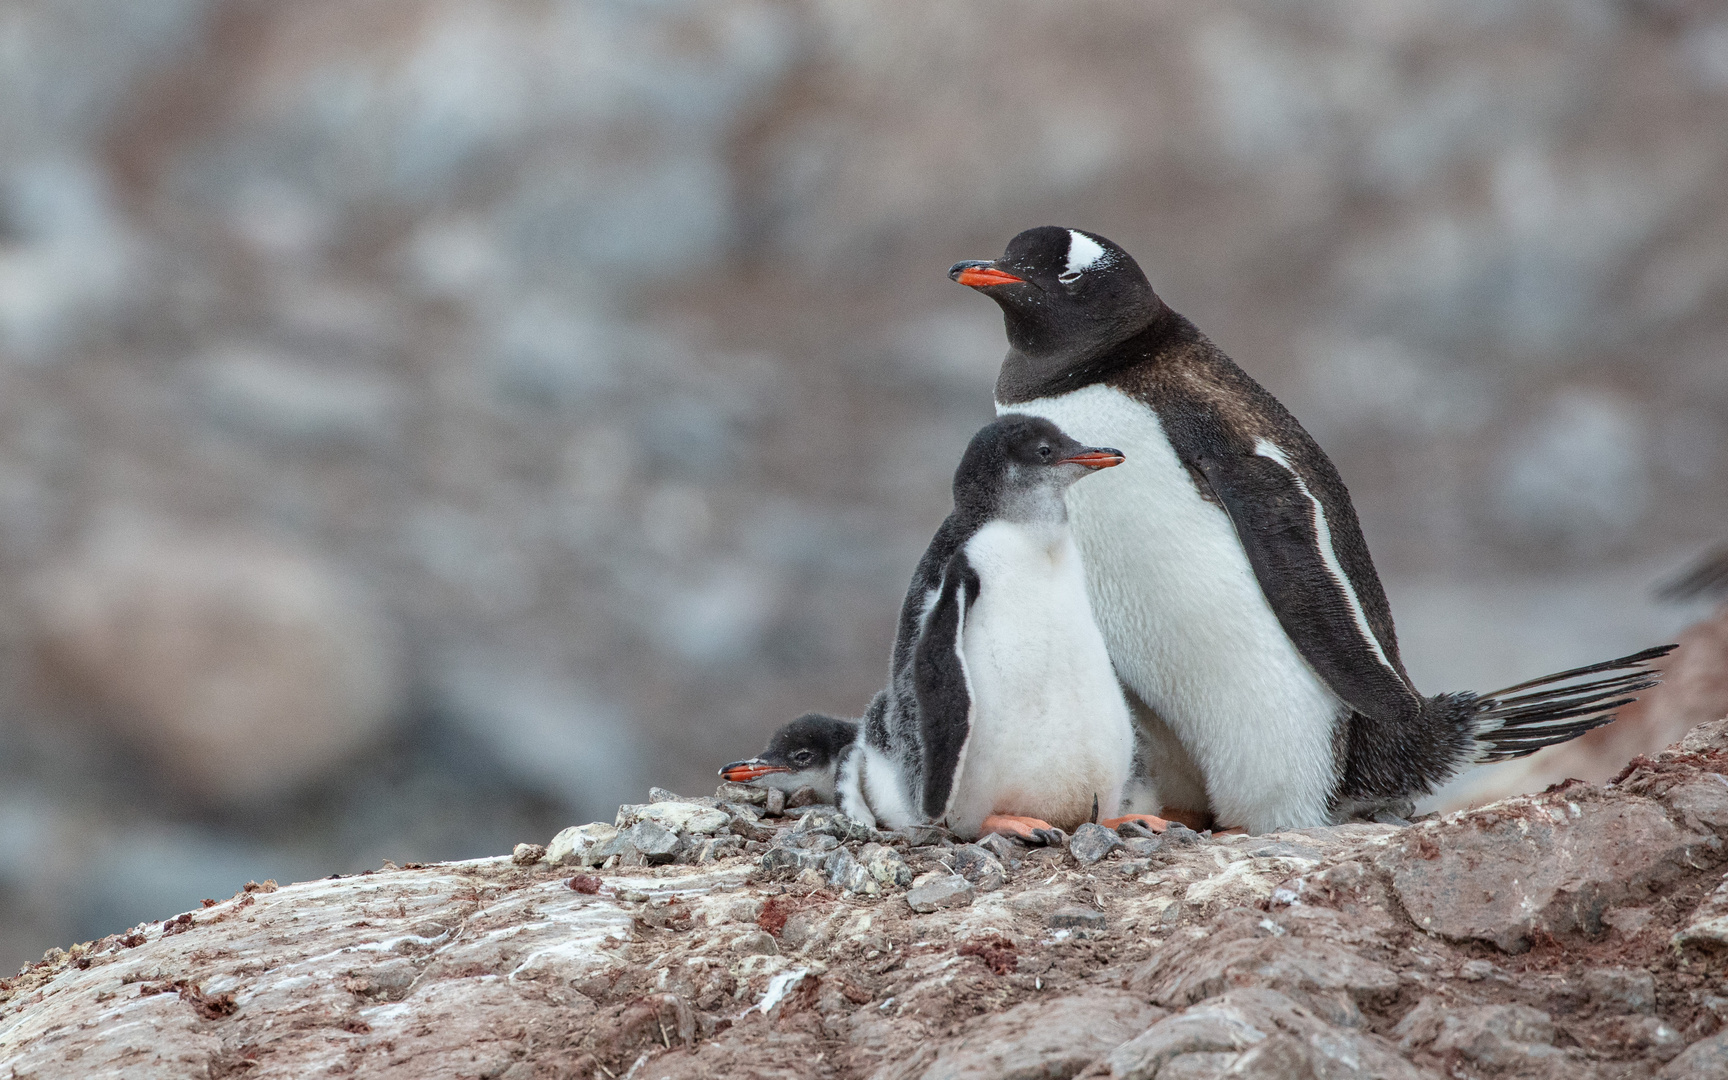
[953,414,1125,525]
[718,712,859,801]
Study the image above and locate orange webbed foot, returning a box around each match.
[980,814,1065,846]
[1100,813,1169,836]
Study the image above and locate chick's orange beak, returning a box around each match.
[719,760,790,783]
[1060,449,1126,469]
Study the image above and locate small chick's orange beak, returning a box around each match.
[1060,449,1125,469]
[949,261,1024,288]
[719,760,790,783]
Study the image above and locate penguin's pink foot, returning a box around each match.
[1101,813,1169,836]
[981,814,1065,846]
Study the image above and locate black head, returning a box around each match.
[952,414,1123,524]
[718,713,859,800]
[950,227,1163,396]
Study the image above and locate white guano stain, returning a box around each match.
[756,967,809,1014]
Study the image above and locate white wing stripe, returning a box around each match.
[940,572,975,821]
[1253,439,1398,674]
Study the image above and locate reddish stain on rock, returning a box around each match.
[958,935,1018,975]
[757,895,795,936]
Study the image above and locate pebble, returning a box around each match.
[715,781,768,806]
[511,843,546,865]
[765,788,786,816]
[1163,824,1202,846]
[722,806,773,842]
[718,800,763,821]
[825,848,877,894]
[860,843,914,890]
[1068,823,1124,865]
[616,801,730,835]
[1048,906,1107,931]
[627,820,681,864]
[759,846,828,875]
[906,875,975,913]
[1601,1015,1685,1059]
[950,844,1006,891]
[786,785,821,808]
[733,930,778,956]
[545,823,624,867]
[1673,912,1728,950]
[976,832,1022,866]
[693,836,745,864]
[1429,1004,1558,1069]
[794,809,875,842]
[1122,836,1162,858]
[1584,968,1657,1014]
[894,824,953,846]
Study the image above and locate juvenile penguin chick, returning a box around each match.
[719,712,859,802]
[953,225,1674,832]
[844,415,1169,842]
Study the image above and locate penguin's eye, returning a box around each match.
[1038,445,1052,460]
[792,750,814,766]
[1058,270,1082,285]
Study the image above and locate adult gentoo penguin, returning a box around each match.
[839,415,1168,841]
[719,713,860,802]
[951,226,1673,833]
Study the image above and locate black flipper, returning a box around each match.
[1189,446,1423,723]
[914,552,980,821]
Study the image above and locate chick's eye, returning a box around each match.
[792,751,813,765]
[1038,445,1052,460]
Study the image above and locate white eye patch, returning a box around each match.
[1060,230,1106,282]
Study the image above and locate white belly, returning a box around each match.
[944,519,1133,837]
[1001,385,1343,832]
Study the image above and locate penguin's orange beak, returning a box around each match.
[949,261,1024,288]
[719,759,790,783]
[1060,449,1125,469]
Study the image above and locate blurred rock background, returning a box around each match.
[0,0,1724,968]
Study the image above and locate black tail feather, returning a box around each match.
[1485,672,1663,724]
[1483,644,1675,697]
[1470,645,1676,764]
[1489,700,1641,737]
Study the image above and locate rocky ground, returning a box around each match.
[5,0,1728,970]
[5,719,1728,1079]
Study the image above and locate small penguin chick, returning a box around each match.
[719,713,859,803]
[851,414,1158,843]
